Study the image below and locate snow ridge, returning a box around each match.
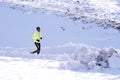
[0,43,120,70]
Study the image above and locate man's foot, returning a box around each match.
[30,52,34,54]
[37,53,39,55]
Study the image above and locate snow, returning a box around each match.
[0,0,120,80]
[0,43,120,80]
[0,0,120,30]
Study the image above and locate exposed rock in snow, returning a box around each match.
[0,0,120,31]
[59,44,120,70]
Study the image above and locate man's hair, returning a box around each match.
[36,27,40,30]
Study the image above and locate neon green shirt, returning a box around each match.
[32,31,42,43]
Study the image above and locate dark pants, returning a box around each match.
[32,42,41,54]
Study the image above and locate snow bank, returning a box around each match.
[42,43,120,70]
[0,42,120,71]
[58,45,120,70]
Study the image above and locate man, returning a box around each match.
[31,27,42,54]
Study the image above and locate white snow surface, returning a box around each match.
[0,43,120,80]
[0,0,120,80]
[0,0,120,30]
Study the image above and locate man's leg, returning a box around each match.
[31,42,39,54]
[36,43,41,54]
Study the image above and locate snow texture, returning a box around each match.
[0,43,120,80]
[0,0,120,31]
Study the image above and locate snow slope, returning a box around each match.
[0,0,120,30]
[0,43,120,80]
[0,0,120,79]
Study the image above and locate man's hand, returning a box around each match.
[40,37,42,40]
[36,39,40,42]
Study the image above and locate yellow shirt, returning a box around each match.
[32,31,42,43]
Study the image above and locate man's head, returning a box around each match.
[36,27,40,32]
